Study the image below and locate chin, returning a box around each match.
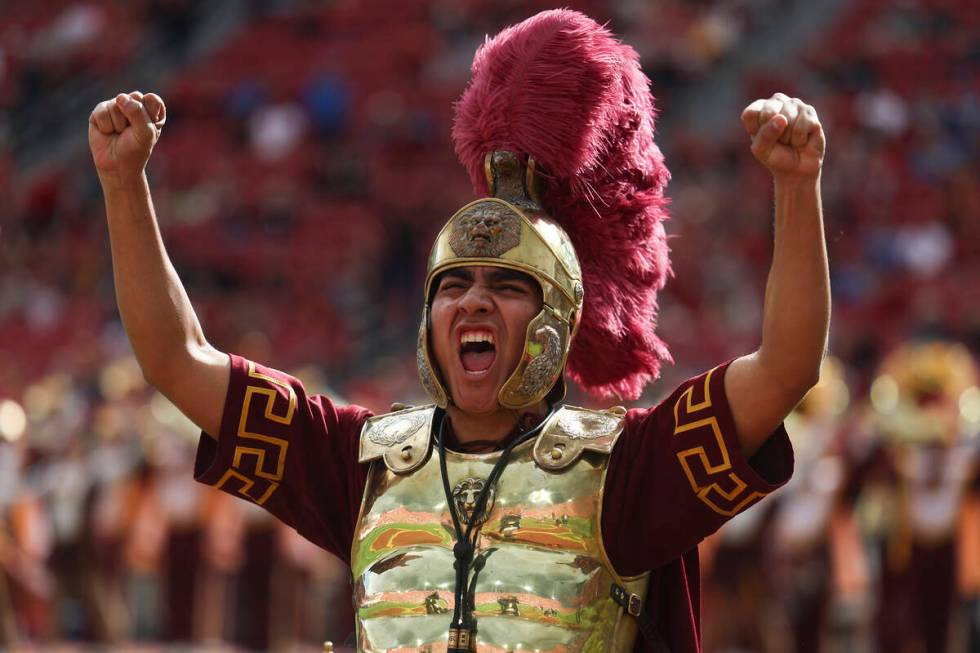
[448,381,504,415]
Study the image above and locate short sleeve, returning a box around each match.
[602,360,794,575]
[194,354,373,563]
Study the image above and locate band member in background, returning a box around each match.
[770,358,868,652]
[858,341,978,653]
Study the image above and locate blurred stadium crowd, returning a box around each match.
[0,0,978,651]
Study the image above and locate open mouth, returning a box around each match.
[460,330,496,374]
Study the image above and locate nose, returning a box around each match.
[457,284,493,315]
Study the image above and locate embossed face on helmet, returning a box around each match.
[449,205,521,258]
[417,151,584,410]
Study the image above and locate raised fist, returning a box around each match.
[741,93,824,181]
[89,91,166,188]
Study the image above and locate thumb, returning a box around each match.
[751,114,788,163]
[115,94,155,145]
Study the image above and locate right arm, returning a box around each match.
[90,92,228,437]
[90,95,376,556]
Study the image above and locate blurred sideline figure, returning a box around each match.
[853,341,980,653]
[771,358,868,653]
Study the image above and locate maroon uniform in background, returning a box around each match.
[195,355,793,652]
[858,440,977,653]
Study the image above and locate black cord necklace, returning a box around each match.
[436,407,554,653]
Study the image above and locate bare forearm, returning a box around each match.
[92,92,228,436]
[103,174,209,382]
[758,174,830,391]
[726,176,829,454]
[727,93,829,455]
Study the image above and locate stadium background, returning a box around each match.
[0,0,978,651]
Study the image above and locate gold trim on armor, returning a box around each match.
[533,405,626,470]
[358,405,435,473]
[592,405,649,653]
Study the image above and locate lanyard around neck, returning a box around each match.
[435,407,554,652]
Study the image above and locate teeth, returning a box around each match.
[460,331,495,345]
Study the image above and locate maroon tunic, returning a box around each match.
[195,354,793,652]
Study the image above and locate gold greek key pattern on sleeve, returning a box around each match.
[213,361,294,505]
[673,367,767,517]
[214,468,279,506]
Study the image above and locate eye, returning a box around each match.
[437,280,467,294]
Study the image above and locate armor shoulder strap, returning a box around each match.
[358,405,436,474]
[533,405,628,471]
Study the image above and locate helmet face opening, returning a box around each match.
[427,266,542,307]
[416,151,583,410]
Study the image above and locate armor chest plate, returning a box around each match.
[351,406,644,653]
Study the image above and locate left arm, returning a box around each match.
[726,93,830,456]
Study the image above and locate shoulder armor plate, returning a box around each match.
[533,405,627,470]
[358,405,435,474]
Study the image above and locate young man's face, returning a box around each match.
[429,266,542,414]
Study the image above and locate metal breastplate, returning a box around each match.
[352,405,648,653]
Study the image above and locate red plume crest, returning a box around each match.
[452,9,672,400]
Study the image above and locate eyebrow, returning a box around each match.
[485,268,535,285]
[436,267,536,288]
[440,268,474,283]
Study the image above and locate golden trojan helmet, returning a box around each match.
[417,151,584,409]
[418,10,674,408]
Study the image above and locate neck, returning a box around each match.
[446,402,546,449]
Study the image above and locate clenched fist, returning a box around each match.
[89,91,166,188]
[741,93,824,181]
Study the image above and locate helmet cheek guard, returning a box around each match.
[497,306,569,409]
[416,151,583,410]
